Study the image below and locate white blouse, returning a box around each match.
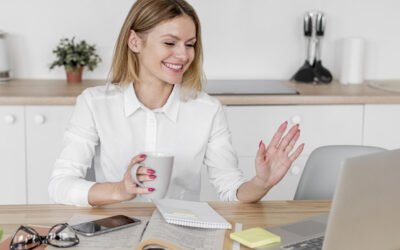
[49,83,247,206]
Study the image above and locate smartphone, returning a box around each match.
[71,215,141,237]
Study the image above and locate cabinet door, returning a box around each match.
[200,154,308,201]
[225,105,364,156]
[0,106,26,204]
[26,106,74,204]
[364,104,400,149]
[219,105,363,200]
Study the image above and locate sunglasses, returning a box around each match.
[10,223,79,250]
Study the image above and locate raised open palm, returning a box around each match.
[255,121,304,189]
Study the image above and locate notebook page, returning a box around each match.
[142,210,225,250]
[154,199,231,229]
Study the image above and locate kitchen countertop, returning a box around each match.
[0,79,400,105]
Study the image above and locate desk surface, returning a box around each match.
[0,200,330,249]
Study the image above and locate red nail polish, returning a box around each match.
[150,175,156,179]
[139,154,146,158]
[147,169,155,174]
[148,188,155,192]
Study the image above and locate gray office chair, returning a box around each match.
[294,145,386,200]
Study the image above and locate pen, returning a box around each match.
[139,220,150,241]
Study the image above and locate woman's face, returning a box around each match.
[131,15,196,85]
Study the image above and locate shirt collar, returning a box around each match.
[123,83,181,123]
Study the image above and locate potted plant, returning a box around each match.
[49,37,101,83]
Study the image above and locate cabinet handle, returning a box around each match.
[34,114,46,124]
[4,114,16,124]
[291,115,302,124]
[290,166,301,175]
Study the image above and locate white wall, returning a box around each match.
[1,0,399,80]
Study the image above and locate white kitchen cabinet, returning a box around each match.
[200,154,308,201]
[25,106,74,204]
[225,105,364,156]
[363,104,400,149]
[200,105,364,201]
[0,106,26,204]
[0,103,394,203]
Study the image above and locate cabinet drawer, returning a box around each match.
[225,105,363,156]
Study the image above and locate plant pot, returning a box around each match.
[65,67,83,83]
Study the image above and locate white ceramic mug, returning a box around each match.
[131,153,174,200]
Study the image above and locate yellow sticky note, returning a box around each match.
[230,227,281,248]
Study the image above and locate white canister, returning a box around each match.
[339,37,366,85]
[0,31,11,81]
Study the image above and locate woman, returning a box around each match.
[49,0,304,206]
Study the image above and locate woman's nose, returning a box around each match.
[174,44,189,61]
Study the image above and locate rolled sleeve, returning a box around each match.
[203,104,248,201]
[48,91,99,206]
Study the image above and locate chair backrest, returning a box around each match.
[294,145,386,200]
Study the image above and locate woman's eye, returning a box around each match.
[164,42,175,46]
[186,44,195,48]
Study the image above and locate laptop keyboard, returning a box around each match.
[281,236,324,250]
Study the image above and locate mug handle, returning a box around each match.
[131,163,146,188]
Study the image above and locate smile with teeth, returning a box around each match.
[163,62,183,70]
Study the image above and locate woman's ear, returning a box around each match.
[128,30,141,53]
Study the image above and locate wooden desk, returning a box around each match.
[0,200,330,249]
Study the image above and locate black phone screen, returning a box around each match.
[72,215,140,235]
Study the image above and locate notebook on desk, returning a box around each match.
[154,199,231,229]
[262,149,400,250]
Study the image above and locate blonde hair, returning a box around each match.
[110,0,204,94]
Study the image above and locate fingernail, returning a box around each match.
[148,188,155,192]
[139,154,146,159]
[259,140,263,148]
[150,175,156,179]
[147,169,155,174]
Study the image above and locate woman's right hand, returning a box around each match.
[116,154,157,201]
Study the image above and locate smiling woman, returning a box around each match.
[110,0,204,96]
[48,0,303,207]
[126,15,197,100]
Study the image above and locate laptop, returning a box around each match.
[262,149,400,250]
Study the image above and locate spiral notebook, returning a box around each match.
[153,199,232,229]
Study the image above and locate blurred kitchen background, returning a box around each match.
[1,0,399,80]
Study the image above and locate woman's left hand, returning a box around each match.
[254,121,304,189]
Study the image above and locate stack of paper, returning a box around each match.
[153,199,231,229]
